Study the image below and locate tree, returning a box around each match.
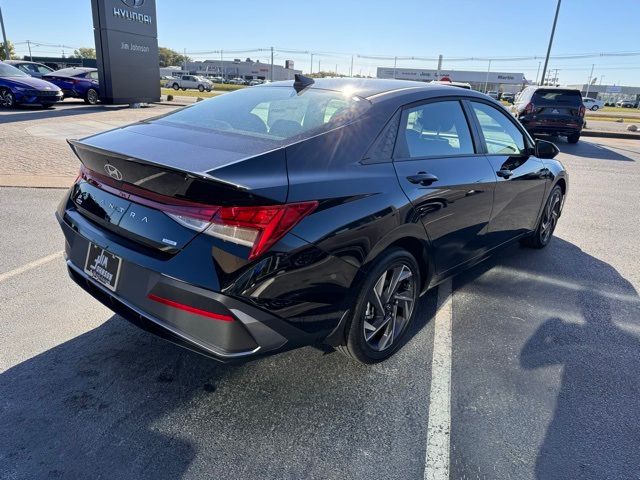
[158,47,190,67]
[0,40,16,61]
[72,47,96,59]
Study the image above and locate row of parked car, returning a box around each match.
[0,60,100,109]
[161,74,271,92]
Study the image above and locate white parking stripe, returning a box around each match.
[424,278,453,480]
[0,251,63,284]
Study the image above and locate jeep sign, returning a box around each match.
[91,0,160,104]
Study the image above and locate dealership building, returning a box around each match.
[566,84,640,104]
[377,67,527,93]
[168,58,301,81]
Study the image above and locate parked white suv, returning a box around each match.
[166,75,213,92]
[582,97,605,111]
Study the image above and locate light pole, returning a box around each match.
[484,59,492,93]
[310,53,313,75]
[393,56,397,79]
[0,6,9,61]
[270,46,274,82]
[584,64,594,98]
[540,0,561,87]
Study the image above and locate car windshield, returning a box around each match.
[158,86,372,142]
[0,63,29,77]
[533,89,582,104]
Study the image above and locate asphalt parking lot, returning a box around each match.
[1,105,639,478]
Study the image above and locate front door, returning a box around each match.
[467,100,548,246]
[393,99,497,275]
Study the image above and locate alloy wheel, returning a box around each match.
[362,264,416,352]
[87,89,99,105]
[540,191,561,243]
[0,90,14,108]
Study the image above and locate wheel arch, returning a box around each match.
[361,225,434,294]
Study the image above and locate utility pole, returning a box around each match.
[220,49,224,79]
[584,63,594,97]
[27,40,32,61]
[535,61,541,85]
[318,59,321,73]
[350,55,354,77]
[599,75,605,86]
[270,46,274,81]
[393,56,397,79]
[310,53,313,74]
[484,59,492,93]
[335,64,338,76]
[0,6,9,61]
[540,0,561,88]
[183,48,187,72]
[436,54,442,80]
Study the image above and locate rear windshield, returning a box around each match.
[157,86,371,142]
[532,89,582,104]
[0,63,28,77]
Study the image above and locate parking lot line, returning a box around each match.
[424,278,453,480]
[0,251,63,284]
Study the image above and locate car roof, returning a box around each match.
[264,77,483,100]
[4,60,48,66]
[45,67,97,77]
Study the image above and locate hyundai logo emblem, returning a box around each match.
[104,164,123,181]
[121,0,145,7]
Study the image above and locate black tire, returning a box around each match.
[198,84,205,92]
[0,88,16,108]
[84,88,99,105]
[521,185,563,249]
[591,105,599,111]
[567,133,580,144]
[338,248,421,364]
[172,83,180,90]
[181,88,187,91]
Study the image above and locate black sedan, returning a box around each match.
[56,77,567,364]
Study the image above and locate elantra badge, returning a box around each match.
[104,164,123,180]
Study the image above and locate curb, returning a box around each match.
[581,130,640,140]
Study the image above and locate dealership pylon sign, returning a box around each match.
[91,0,160,104]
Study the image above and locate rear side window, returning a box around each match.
[532,89,582,105]
[158,86,371,142]
[396,101,474,159]
[471,102,526,155]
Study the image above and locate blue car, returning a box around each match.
[44,67,100,105]
[0,62,63,108]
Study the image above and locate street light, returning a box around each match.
[0,6,10,61]
[540,0,561,86]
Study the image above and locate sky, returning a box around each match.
[1,0,639,86]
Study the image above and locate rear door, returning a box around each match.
[466,100,548,245]
[392,98,497,275]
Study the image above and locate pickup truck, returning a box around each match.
[166,75,213,92]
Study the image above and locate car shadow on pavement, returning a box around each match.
[452,238,640,479]
[0,104,130,124]
[556,139,636,161]
[0,290,437,479]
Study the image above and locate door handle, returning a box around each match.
[407,172,439,186]
[496,169,513,179]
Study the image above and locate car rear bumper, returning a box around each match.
[57,212,313,363]
[519,117,583,136]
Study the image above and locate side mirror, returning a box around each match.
[535,139,559,159]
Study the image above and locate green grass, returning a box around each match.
[161,88,223,98]
[600,106,640,114]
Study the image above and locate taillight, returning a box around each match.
[523,102,535,115]
[76,166,317,259]
[578,105,585,117]
[205,203,318,259]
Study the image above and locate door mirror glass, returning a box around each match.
[535,139,559,159]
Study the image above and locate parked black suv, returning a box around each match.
[513,87,585,143]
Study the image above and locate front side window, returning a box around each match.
[396,100,475,159]
[158,86,371,142]
[471,102,526,155]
